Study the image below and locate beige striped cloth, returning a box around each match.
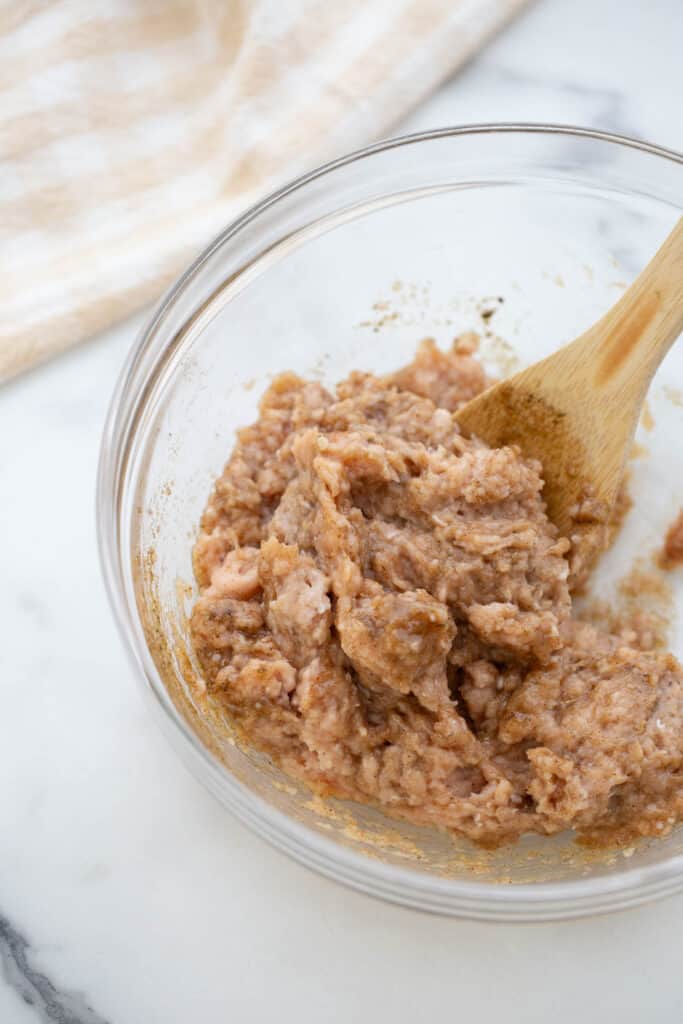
[1,0,529,382]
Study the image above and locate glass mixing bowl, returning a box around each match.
[98,125,683,921]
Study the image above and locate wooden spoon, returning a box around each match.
[455,217,683,540]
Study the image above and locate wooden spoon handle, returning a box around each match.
[589,217,683,394]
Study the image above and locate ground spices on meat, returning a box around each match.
[190,338,683,847]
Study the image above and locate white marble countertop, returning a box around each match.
[2,1,683,1021]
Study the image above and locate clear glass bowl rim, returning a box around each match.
[97,123,683,921]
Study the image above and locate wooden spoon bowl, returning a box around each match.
[456,218,683,540]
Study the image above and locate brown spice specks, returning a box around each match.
[640,399,655,432]
[659,509,683,570]
[663,386,683,409]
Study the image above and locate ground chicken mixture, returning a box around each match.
[190,338,683,847]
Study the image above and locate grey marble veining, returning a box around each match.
[0,917,109,1024]
[485,64,635,135]
[400,0,683,151]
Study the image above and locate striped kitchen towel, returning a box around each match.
[1,0,529,382]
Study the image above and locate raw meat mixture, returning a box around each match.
[190,338,683,847]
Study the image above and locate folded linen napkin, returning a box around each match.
[1,0,529,382]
